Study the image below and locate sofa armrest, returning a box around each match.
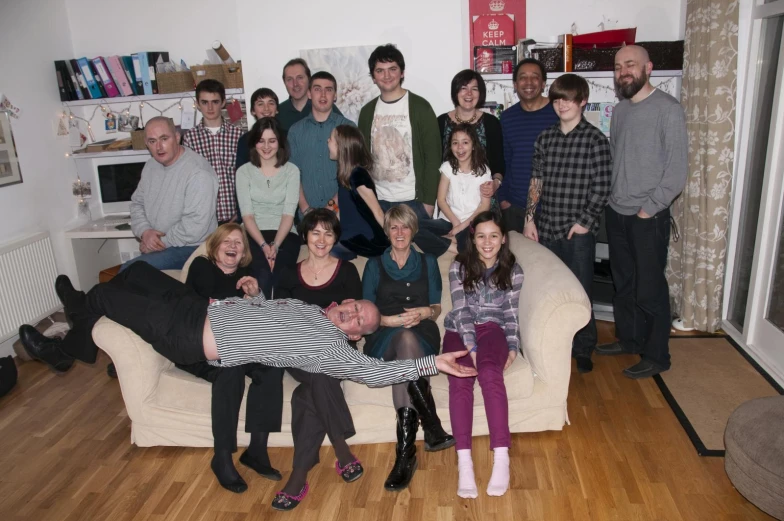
[509,233,591,403]
[92,316,171,422]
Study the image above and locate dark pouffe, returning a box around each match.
[724,396,784,520]
[0,355,18,398]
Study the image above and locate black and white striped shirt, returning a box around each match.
[206,295,438,387]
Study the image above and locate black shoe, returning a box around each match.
[239,450,282,481]
[210,453,247,494]
[106,363,117,378]
[622,360,667,379]
[18,325,74,374]
[407,378,456,452]
[594,342,627,356]
[576,357,593,374]
[55,275,85,327]
[384,407,419,491]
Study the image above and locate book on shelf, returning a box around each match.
[53,61,71,101]
[132,54,144,94]
[70,59,90,99]
[76,57,103,99]
[121,56,138,95]
[106,56,133,96]
[63,60,84,101]
[563,34,573,72]
[92,57,121,97]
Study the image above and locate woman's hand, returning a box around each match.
[382,310,421,328]
[261,242,277,268]
[504,350,517,371]
[236,275,260,297]
[435,351,477,378]
[479,180,494,199]
[449,221,469,237]
[403,306,433,326]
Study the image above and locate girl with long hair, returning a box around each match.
[442,211,524,498]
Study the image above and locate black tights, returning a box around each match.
[383,329,427,410]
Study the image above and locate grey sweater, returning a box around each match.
[609,89,688,216]
[130,147,218,247]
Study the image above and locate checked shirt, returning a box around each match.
[183,119,243,222]
[531,118,612,243]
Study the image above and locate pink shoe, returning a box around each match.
[335,458,364,483]
[271,482,309,511]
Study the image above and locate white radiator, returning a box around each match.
[0,232,61,343]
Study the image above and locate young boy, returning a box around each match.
[183,79,243,225]
[522,74,612,373]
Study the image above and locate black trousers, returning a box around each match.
[61,261,206,366]
[248,231,302,298]
[178,361,284,452]
[288,368,355,470]
[542,232,598,358]
[605,206,672,369]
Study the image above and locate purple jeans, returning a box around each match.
[443,322,511,450]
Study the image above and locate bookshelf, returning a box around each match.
[482,70,683,81]
[62,88,244,108]
[69,149,151,160]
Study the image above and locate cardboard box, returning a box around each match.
[472,14,515,46]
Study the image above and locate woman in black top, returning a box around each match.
[272,209,363,511]
[437,70,504,192]
[177,224,284,495]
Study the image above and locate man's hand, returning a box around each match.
[637,209,651,219]
[504,350,517,371]
[140,229,165,253]
[479,181,494,199]
[567,223,590,240]
[499,200,512,210]
[523,221,538,242]
[435,351,478,377]
[423,203,435,218]
[236,275,260,297]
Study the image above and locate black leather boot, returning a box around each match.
[18,325,74,374]
[383,407,419,491]
[55,275,85,329]
[408,378,456,452]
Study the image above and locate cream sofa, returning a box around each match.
[93,232,590,447]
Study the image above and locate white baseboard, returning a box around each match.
[0,335,17,358]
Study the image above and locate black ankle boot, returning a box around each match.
[383,407,419,491]
[407,378,455,452]
[18,325,74,374]
[55,275,85,328]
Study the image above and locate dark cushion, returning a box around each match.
[724,396,784,520]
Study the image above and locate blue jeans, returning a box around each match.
[120,245,198,272]
[379,200,451,256]
[541,232,598,358]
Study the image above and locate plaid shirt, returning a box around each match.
[443,261,524,352]
[531,118,612,242]
[183,119,243,222]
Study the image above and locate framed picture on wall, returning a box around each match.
[0,110,23,188]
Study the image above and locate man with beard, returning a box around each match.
[498,59,559,232]
[595,45,687,379]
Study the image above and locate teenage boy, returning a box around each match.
[499,59,559,232]
[523,74,612,374]
[183,79,243,225]
[595,45,687,379]
[358,44,441,219]
[289,71,355,215]
[236,87,280,169]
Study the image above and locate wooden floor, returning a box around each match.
[0,323,773,521]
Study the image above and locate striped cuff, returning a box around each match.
[415,355,439,378]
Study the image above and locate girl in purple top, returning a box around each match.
[442,211,524,499]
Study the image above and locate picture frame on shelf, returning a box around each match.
[0,111,23,188]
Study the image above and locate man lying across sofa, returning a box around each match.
[19,262,475,386]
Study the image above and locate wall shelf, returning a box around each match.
[62,88,244,108]
[69,149,150,160]
[482,70,683,81]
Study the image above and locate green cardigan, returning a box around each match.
[358,91,441,206]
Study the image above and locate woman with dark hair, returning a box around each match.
[176,223,284,494]
[442,211,523,499]
[236,88,281,169]
[437,70,504,192]
[272,208,363,510]
[361,204,455,492]
[327,124,389,260]
[236,117,301,297]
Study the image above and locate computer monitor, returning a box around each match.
[94,156,146,216]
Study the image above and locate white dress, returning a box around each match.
[437,161,491,222]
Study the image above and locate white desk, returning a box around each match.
[65,217,139,291]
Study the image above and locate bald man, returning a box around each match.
[126,116,218,271]
[595,45,687,379]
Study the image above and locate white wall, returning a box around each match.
[65,0,241,67]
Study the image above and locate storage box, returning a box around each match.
[191,64,225,86]
[157,71,194,94]
[638,41,685,71]
[474,46,517,75]
[530,46,563,73]
[222,62,243,89]
[131,130,146,151]
[472,14,515,46]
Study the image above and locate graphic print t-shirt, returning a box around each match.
[369,92,415,202]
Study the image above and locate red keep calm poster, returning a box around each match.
[469,0,526,56]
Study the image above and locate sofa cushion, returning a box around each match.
[341,352,533,408]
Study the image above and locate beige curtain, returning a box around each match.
[667,0,739,332]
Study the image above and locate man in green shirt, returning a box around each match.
[277,58,312,132]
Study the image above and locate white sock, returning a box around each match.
[487,447,510,496]
[456,449,478,499]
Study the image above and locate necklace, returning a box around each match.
[304,259,334,281]
[454,110,478,124]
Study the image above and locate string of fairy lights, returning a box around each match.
[485,76,678,103]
